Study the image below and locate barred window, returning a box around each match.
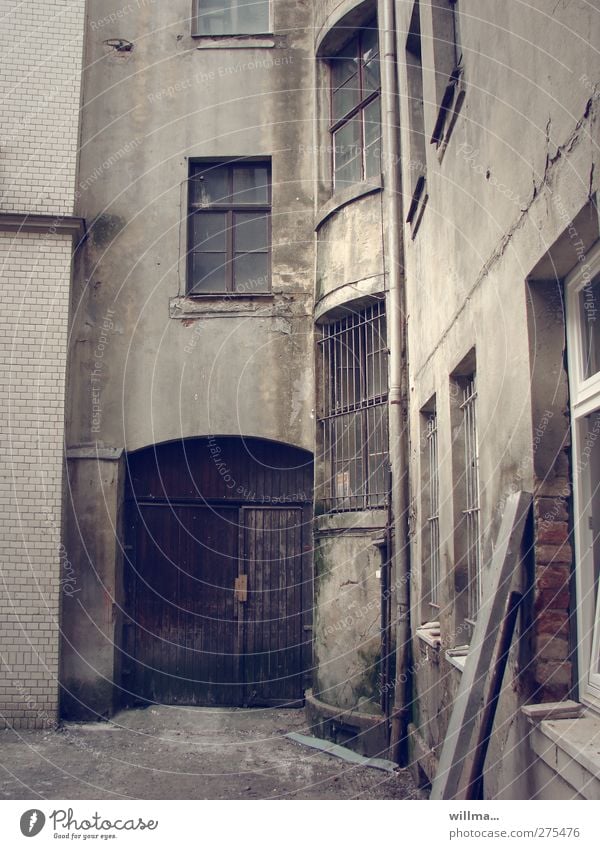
[329,20,381,191]
[461,374,481,622]
[425,410,441,608]
[319,302,388,512]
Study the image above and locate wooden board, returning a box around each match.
[430,490,532,800]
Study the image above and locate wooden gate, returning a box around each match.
[121,438,313,708]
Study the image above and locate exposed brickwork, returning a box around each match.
[0,0,84,729]
[532,480,573,701]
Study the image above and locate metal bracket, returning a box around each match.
[234,574,248,603]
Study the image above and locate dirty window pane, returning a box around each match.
[331,40,359,89]
[333,118,361,188]
[191,212,227,252]
[361,25,379,64]
[332,75,360,123]
[580,277,600,379]
[364,56,380,94]
[233,252,269,293]
[236,0,270,34]
[190,253,228,292]
[191,166,229,206]
[234,212,268,253]
[195,0,269,36]
[233,165,269,204]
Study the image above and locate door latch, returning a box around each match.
[234,574,248,603]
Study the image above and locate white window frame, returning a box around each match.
[566,239,600,708]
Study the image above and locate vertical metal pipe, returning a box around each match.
[378,0,411,764]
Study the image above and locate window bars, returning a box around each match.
[426,412,441,607]
[319,301,388,512]
[461,375,481,621]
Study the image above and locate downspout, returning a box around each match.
[378,0,411,764]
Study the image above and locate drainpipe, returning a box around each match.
[378,0,411,764]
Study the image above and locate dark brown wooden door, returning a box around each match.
[124,504,243,706]
[123,501,310,707]
[241,508,307,706]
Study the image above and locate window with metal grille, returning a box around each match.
[187,160,271,295]
[193,1,270,36]
[318,302,388,512]
[461,374,481,622]
[425,410,441,608]
[329,20,381,191]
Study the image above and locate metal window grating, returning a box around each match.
[318,301,389,512]
[426,412,441,607]
[461,375,481,621]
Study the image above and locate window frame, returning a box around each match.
[566,239,600,708]
[405,1,427,223]
[328,19,381,192]
[192,0,272,38]
[429,0,463,147]
[186,159,272,297]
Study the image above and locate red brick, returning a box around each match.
[533,660,572,687]
[536,543,573,565]
[534,610,569,636]
[536,562,571,589]
[534,633,569,663]
[534,587,570,612]
[536,521,570,546]
[534,497,569,522]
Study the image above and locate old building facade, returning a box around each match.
[1,0,599,800]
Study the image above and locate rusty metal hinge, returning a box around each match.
[234,574,248,603]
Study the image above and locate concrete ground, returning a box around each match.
[0,707,417,800]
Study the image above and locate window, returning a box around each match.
[461,374,481,623]
[566,241,600,705]
[421,403,441,610]
[193,0,270,36]
[405,2,427,222]
[451,360,481,632]
[319,302,388,511]
[329,21,381,191]
[187,160,271,295]
[429,0,463,146]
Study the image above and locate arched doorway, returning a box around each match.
[121,437,313,707]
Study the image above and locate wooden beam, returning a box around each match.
[430,490,532,800]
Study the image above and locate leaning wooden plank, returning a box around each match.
[430,490,532,800]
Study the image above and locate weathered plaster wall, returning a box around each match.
[397,0,600,797]
[63,0,316,717]
[313,512,386,711]
[68,0,315,454]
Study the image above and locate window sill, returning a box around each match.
[445,646,469,672]
[315,179,382,231]
[170,293,274,319]
[193,34,276,49]
[416,622,441,649]
[524,703,600,799]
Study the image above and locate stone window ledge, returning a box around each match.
[445,646,469,671]
[523,702,600,799]
[416,621,441,649]
[193,35,275,49]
